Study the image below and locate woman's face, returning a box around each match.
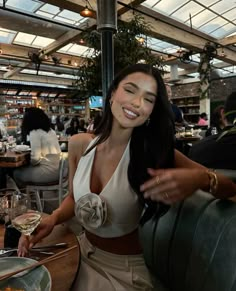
[110,72,157,129]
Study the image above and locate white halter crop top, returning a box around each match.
[73,138,143,238]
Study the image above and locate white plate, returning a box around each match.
[14,145,31,152]
[0,257,52,290]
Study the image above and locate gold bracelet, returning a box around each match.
[206,169,218,195]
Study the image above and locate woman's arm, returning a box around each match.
[140,149,236,204]
[174,150,236,198]
[18,133,93,254]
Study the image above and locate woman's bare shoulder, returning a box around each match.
[69,133,95,154]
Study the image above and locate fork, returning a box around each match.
[0,242,67,256]
[0,249,54,256]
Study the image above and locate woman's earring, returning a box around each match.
[110,100,113,106]
[146,118,150,126]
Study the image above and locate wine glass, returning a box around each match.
[9,192,42,236]
[0,190,23,248]
[0,189,18,223]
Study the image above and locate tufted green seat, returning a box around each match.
[139,190,236,291]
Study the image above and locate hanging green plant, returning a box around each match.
[73,14,164,100]
[197,42,217,99]
[198,53,211,99]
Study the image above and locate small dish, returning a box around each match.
[14,145,31,152]
[0,257,52,290]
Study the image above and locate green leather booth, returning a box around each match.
[139,190,236,291]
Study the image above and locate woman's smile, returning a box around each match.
[111,72,157,128]
[122,107,140,119]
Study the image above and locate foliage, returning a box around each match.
[197,42,217,99]
[73,14,164,99]
[197,53,212,99]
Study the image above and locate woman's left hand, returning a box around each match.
[140,168,205,204]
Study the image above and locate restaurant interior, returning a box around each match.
[0,1,236,291]
[0,0,236,129]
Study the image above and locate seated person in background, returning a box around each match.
[189,92,236,169]
[55,116,65,133]
[66,117,80,136]
[86,117,94,133]
[13,107,61,187]
[205,105,225,137]
[87,112,103,134]
[197,112,208,126]
[165,83,188,130]
[78,118,86,133]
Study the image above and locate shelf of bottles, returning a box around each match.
[172,95,200,124]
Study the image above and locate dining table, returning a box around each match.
[0,150,30,168]
[0,150,31,189]
[0,222,80,291]
[175,135,201,155]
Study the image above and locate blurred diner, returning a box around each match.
[189,91,236,170]
[166,83,188,132]
[87,112,103,134]
[205,105,225,137]
[197,112,208,126]
[65,117,80,136]
[13,107,61,188]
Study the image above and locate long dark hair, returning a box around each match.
[21,108,51,141]
[224,91,236,124]
[88,64,175,223]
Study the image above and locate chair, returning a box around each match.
[139,190,236,291]
[26,152,69,210]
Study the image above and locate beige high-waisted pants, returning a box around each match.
[72,232,154,291]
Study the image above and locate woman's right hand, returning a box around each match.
[17,215,56,257]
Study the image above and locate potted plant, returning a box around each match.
[73,14,164,100]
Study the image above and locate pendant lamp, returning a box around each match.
[80,1,93,18]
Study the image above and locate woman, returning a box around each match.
[197,112,208,126]
[18,64,236,290]
[14,107,61,187]
[65,117,80,136]
[205,105,225,137]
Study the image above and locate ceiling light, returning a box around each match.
[80,6,93,17]
[79,1,93,17]
[136,37,145,44]
[220,47,226,57]
[79,39,85,44]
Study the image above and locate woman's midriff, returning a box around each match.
[85,228,142,255]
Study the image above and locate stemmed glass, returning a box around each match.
[0,189,18,223]
[8,192,42,237]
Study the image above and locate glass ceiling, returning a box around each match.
[0,0,91,58]
[142,0,236,39]
[0,0,235,80]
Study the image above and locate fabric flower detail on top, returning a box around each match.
[74,193,107,230]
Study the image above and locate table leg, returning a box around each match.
[0,168,7,189]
